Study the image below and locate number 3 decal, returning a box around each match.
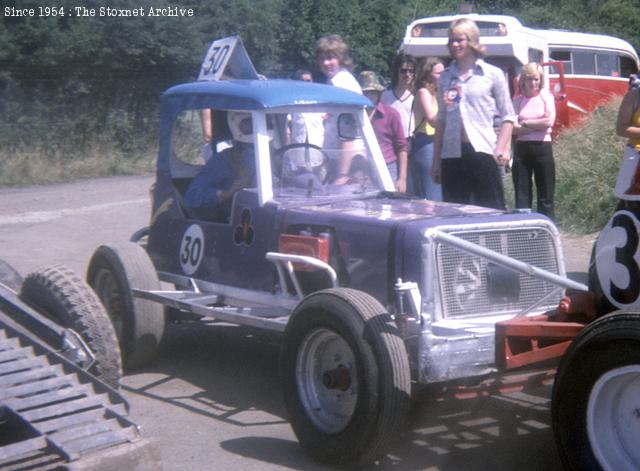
[595,210,640,308]
[179,224,204,276]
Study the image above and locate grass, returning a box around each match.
[0,143,156,187]
[553,98,624,234]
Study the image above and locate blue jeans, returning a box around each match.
[387,160,398,183]
[411,133,442,201]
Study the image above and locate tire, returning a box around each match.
[87,242,165,369]
[552,311,640,471]
[20,265,122,388]
[281,288,411,467]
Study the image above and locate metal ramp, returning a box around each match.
[0,302,154,470]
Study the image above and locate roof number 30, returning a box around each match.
[203,45,230,76]
[180,224,204,276]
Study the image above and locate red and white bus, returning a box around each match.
[400,14,639,130]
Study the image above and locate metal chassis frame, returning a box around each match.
[134,253,339,333]
[133,224,589,359]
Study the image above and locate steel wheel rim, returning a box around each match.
[587,364,640,471]
[92,268,124,341]
[296,328,357,433]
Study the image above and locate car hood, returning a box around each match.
[293,195,504,222]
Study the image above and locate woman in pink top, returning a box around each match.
[512,62,556,219]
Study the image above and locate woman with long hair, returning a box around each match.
[381,54,417,141]
[411,57,444,200]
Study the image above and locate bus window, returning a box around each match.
[528,49,543,64]
[550,50,572,74]
[621,56,639,77]
[573,51,595,75]
[596,53,619,77]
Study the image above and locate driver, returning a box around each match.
[184,111,256,221]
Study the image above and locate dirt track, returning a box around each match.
[0,175,596,470]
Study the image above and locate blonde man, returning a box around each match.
[432,18,515,209]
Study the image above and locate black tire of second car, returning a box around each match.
[281,287,411,467]
[552,311,640,471]
[20,265,122,388]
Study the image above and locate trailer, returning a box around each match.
[0,262,158,470]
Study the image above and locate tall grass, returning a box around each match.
[553,98,625,234]
[0,145,155,186]
[0,109,157,186]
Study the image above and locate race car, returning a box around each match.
[552,146,640,471]
[86,37,583,466]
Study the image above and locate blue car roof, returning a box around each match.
[162,79,371,110]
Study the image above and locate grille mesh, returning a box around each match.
[435,228,561,319]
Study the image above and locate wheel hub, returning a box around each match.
[296,328,357,433]
[322,365,351,391]
[588,364,640,470]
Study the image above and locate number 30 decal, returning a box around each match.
[595,210,640,308]
[179,224,205,276]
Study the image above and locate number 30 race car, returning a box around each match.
[86,37,590,466]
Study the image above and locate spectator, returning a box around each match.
[359,71,408,192]
[512,62,557,219]
[314,34,362,184]
[290,69,324,147]
[381,54,417,142]
[432,18,515,209]
[615,77,640,196]
[295,69,313,83]
[411,58,444,200]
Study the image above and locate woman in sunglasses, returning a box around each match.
[381,54,417,144]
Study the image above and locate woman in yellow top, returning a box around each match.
[615,81,640,196]
[411,58,444,200]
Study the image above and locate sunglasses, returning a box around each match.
[400,68,415,74]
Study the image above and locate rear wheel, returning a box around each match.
[281,288,410,467]
[552,312,640,470]
[87,242,165,369]
[20,265,122,388]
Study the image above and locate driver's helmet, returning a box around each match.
[227,111,273,143]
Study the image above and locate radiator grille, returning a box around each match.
[435,227,561,319]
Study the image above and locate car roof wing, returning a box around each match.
[198,36,259,81]
[162,80,371,113]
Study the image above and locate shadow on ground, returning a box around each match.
[120,319,562,470]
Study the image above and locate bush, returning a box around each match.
[553,98,625,234]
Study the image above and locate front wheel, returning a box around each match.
[280,288,411,467]
[552,311,640,470]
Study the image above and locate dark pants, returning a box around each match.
[512,140,555,220]
[441,142,505,210]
